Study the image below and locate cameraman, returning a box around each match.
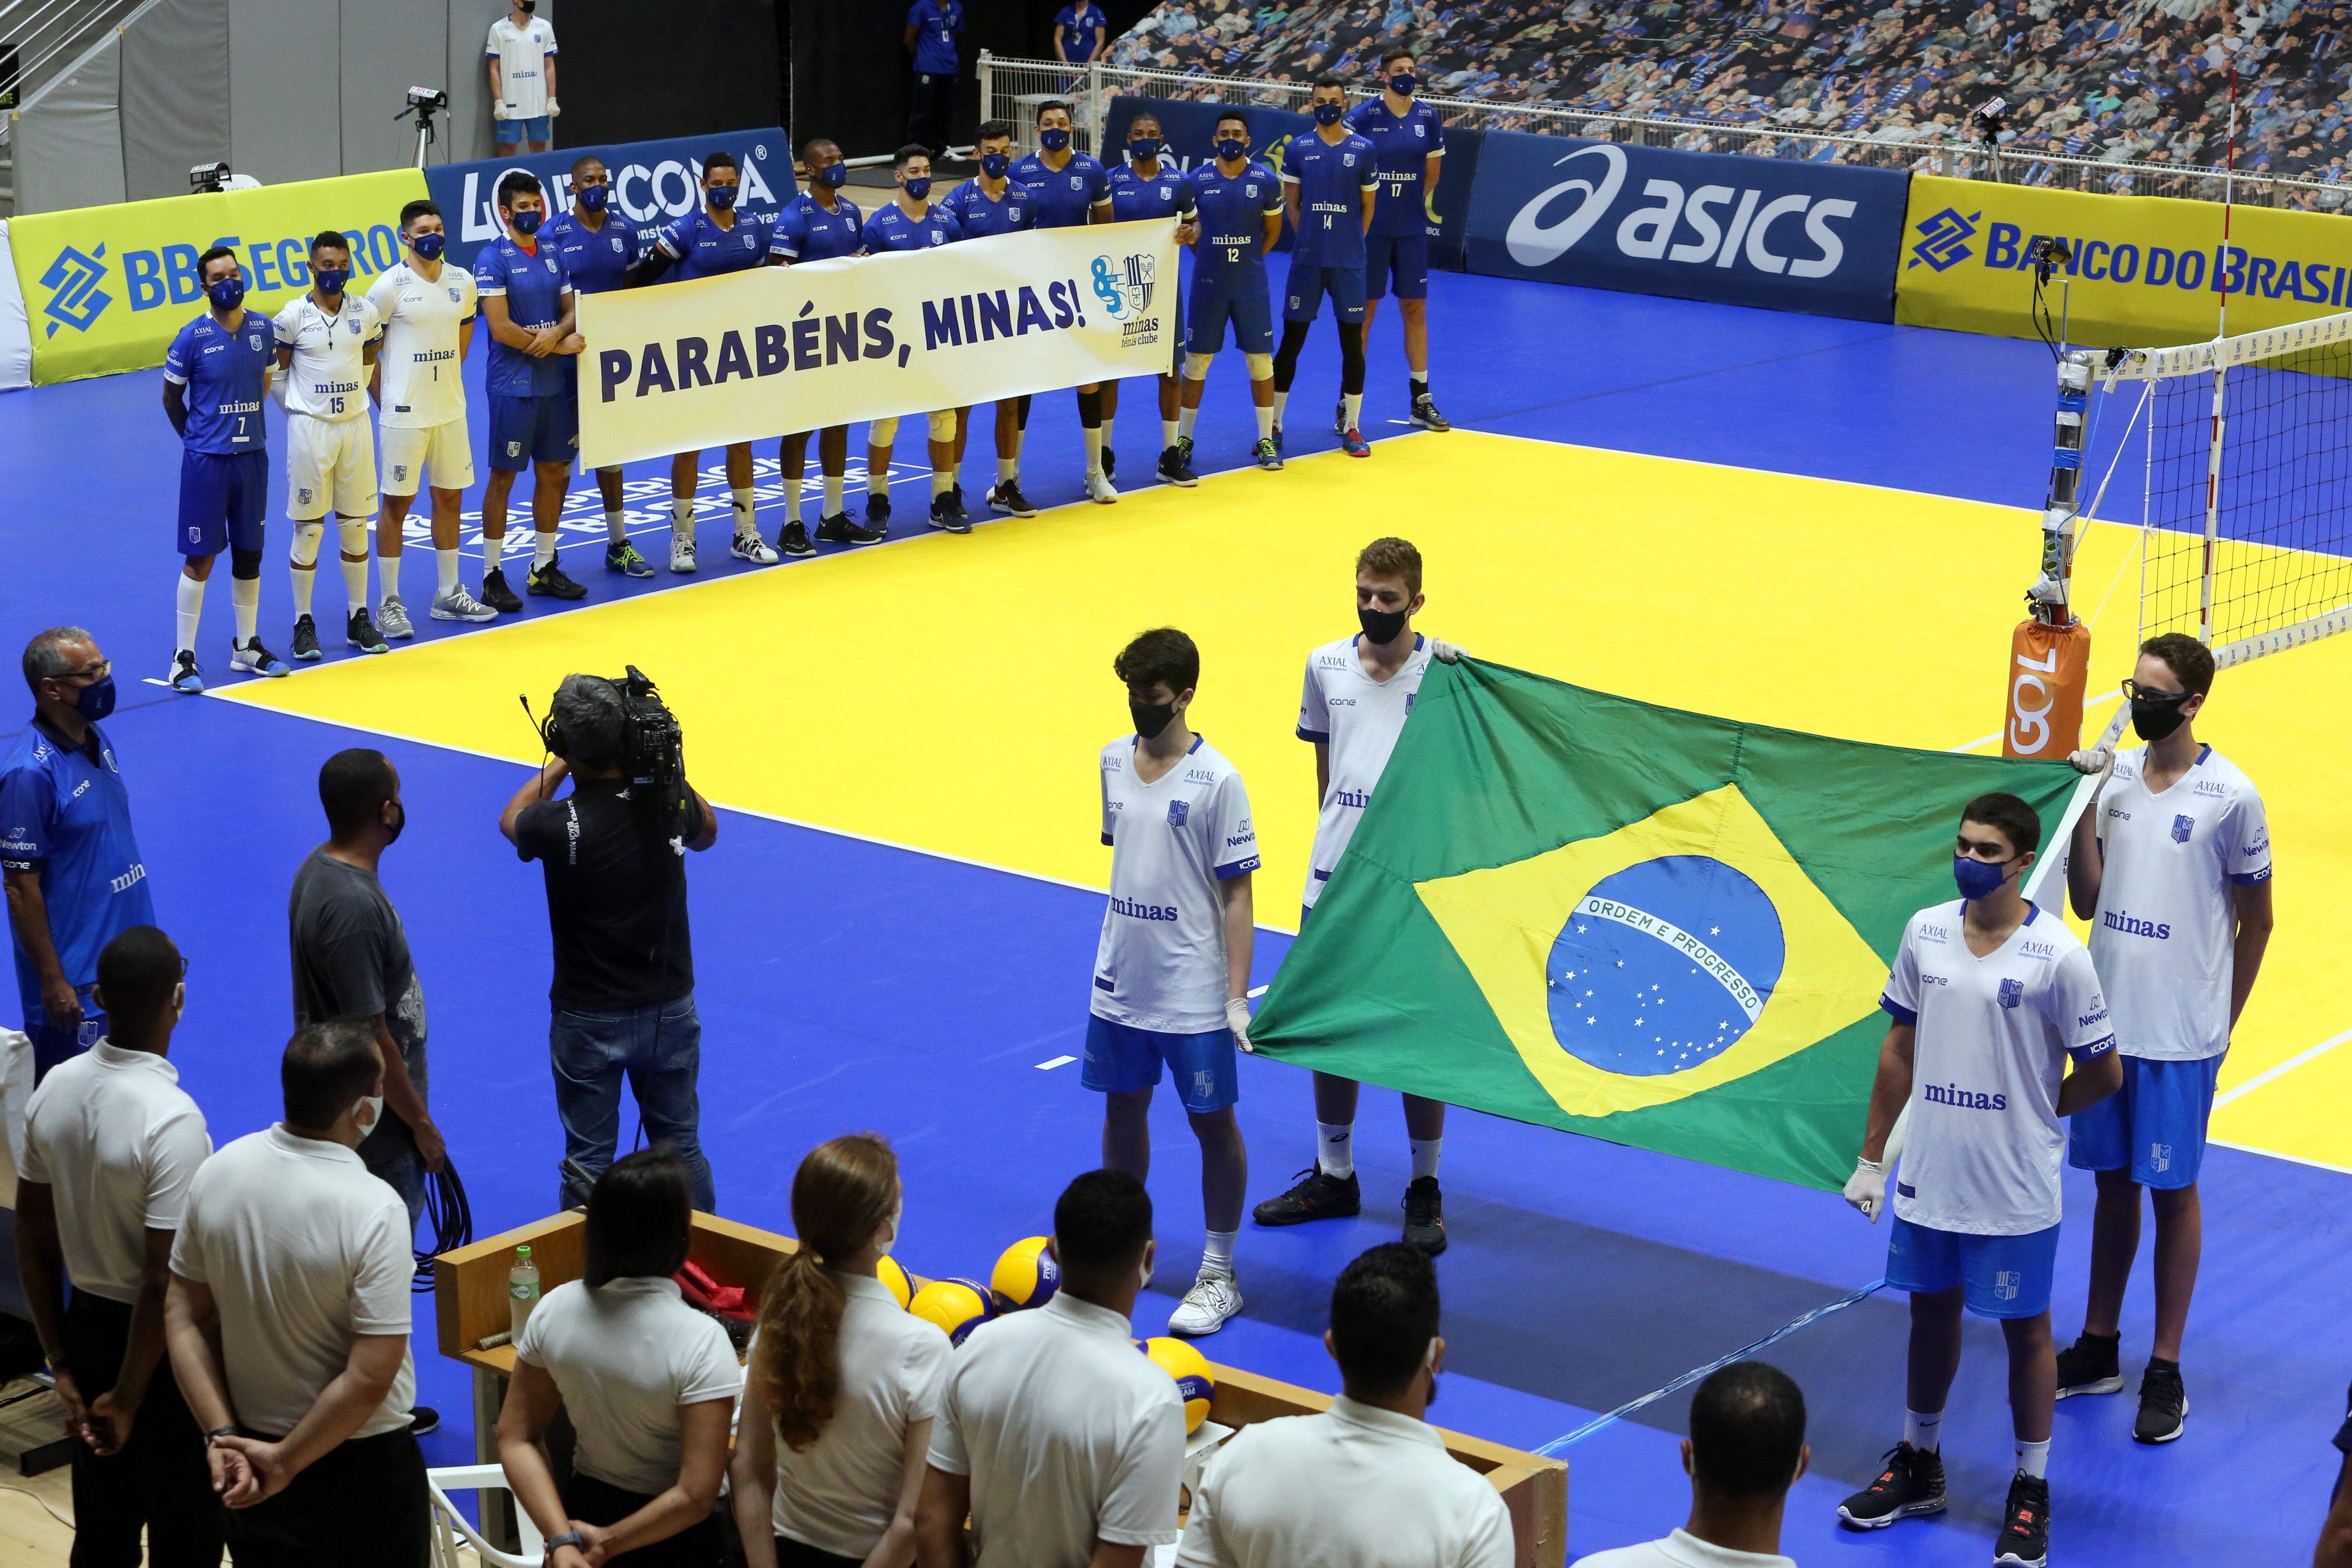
[500,675,718,1214]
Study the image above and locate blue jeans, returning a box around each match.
[550,993,715,1213]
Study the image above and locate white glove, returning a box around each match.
[1843,1156,1887,1223]
[2067,746,2115,777]
[546,97,561,118]
[1227,997,1255,1054]
[493,100,514,121]
[1430,639,1466,664]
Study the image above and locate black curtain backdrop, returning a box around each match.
[561,0,787,149]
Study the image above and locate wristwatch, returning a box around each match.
[544,1532,584,1556]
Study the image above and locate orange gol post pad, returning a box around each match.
[2001,618,2093,760]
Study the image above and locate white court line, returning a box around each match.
[2210,1139,2352,1179]
[1035,1055,1078,1070]
[2214,1027,2352,1110]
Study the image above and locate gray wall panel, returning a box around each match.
[228,0,341,184]
[121,0,231,200]
[13,33,126,215]
[341,0,444,174]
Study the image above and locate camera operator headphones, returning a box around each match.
[521,677,627,764]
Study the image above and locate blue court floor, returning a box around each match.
[2,272,2342,1566]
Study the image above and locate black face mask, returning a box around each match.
[383,802,406,845]
[2130,690,2192,742]
[1131,699,1177,740]
[1359,604,1409,645]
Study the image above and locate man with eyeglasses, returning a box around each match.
[3,628,154,1082]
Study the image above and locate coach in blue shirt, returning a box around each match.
[3,628,153,1082]
[904,0,963,152]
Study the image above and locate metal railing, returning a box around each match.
[0,0,151,139]
[977,52,2348,212]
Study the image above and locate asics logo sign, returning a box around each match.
[1503,145,1859,278]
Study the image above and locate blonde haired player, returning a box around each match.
[272,232,384,662]
[367,200,497,633]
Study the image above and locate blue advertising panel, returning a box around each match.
[1103,95,1480,270]
[426,127,795,269]
[1464,131,1908,322]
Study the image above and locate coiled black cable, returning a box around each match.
[413,1158,474,1291]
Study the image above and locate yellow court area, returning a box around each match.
[220,431,2352,1170]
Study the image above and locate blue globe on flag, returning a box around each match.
[1545,856,1786,1076]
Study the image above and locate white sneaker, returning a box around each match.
[1166,1270,1243,1338]
[1086,468,1120,504]
[429,587,498,622]
[730,531,780,565]
[670,532,698,573]
[376,596,415,640]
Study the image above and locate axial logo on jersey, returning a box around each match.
[40,244,113,338]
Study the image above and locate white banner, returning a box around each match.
[575,218,1181,467]
[0,221,33,393]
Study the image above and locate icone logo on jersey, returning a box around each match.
[1503,144,1859,279]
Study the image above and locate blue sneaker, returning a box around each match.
[1253,437,1283,471]
[231,639,291,677]
[1272,421,1285,452]
[929,488,971,534]
[167,651,204,693]
[1341,425,1371,458]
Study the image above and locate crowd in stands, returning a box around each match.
[1104,0,2352,198]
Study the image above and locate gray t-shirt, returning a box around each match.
[287,846,428,1109]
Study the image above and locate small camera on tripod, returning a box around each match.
[1971,96,2007,142]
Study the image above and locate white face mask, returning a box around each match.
[353,1094,384,1136]
[877,1203,902,1257]
[172,983,186,1026]
[1138,1254,1154,1290]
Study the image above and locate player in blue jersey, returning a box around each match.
[161,247,287,690]
[1011,99,1120,503]
[625,151,786,570]
[1276,76,1379,458]
[475,172,588,610]
[1348,48,1450,432]
[1180,111,1287,472]
[772,137,874,556]
[542,154,656,579]
[860,145,970,535]
[1105,111,1201,488]
[940,120,1040,520]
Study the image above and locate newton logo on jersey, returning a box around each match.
[41,244,112,337]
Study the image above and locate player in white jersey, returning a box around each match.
[1253,537,1461,1252]
[486,0,558,152]
[2053,632,2274,1444]
[366,200,496,636]
[272,232,385,664]
[1087,628,1257,1339]
[1838,793,2119,1568]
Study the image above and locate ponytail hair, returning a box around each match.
[753,1133,900,1451]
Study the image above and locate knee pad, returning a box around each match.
[338,518,370,556]
[289,520,324,565]
[1244,352,1274,381]
[927,409,958,441]
[869,416,899,445]
[230,546,264,580]
[1184,352,1214,382]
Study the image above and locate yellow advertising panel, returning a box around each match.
[1895,173,2352,346]
[8,169,428,384]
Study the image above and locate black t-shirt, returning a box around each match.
[287,846,429,1138]
[514,776,693,1013]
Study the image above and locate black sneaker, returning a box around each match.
[1252,1167,1361,1227]
[1410,394,1451,432]
[1158,441,1198,487]
[1402,1175,1447,1254]
[776,519,816,558]
[865,493,893,535]
[409,1405,439,1437]
[929,489,972,534]
[2134,1361,2187,1443]
[1995,1470,2049,1567]
[1836,1442,1947,1528]
[347,608,390,655]
[989,479,1037,517]
[479,568,523,613]
[290,613,321,662]
[528,559,588,600]
[815,511,885,545]
[2055,1331,2123,1398]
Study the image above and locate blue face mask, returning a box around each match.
[1389,72,1417,94]
[312,267,350,296]
[1952,853,2017,902]
[579,182,610,211]
[1129,137,1162,161]
[980,151,1011,178]
[206,276,246,310]
[817,163,848,188]
[409,230,445,262]
[1314,101,1345,125]
[1039,126,1072,151]
[1216,137,1248,162]
[71,674,116,723]
[903,176,933,200]
[706,183,739,210]
[508,208,543,236]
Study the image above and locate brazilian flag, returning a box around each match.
[1251,659,2081,1193]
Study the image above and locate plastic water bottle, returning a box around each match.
[509,1245,541,1338]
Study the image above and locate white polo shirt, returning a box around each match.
[169,1125,415,1439]
[487,16,559,118]
[763,1273,952,1558]
[1574,1529,1797,1568]
[1176,1395,1513,1568]
[20,1041,211,1306]
[515,1275,742,1496]
[271,292,381,421]
[1296,634,1433,910]
[928,1291,1185,1568]
[364,262,474,428]
[1882,901,2115,1236]
[1093,735,1260,1034]
[2088,743,2272,1061]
